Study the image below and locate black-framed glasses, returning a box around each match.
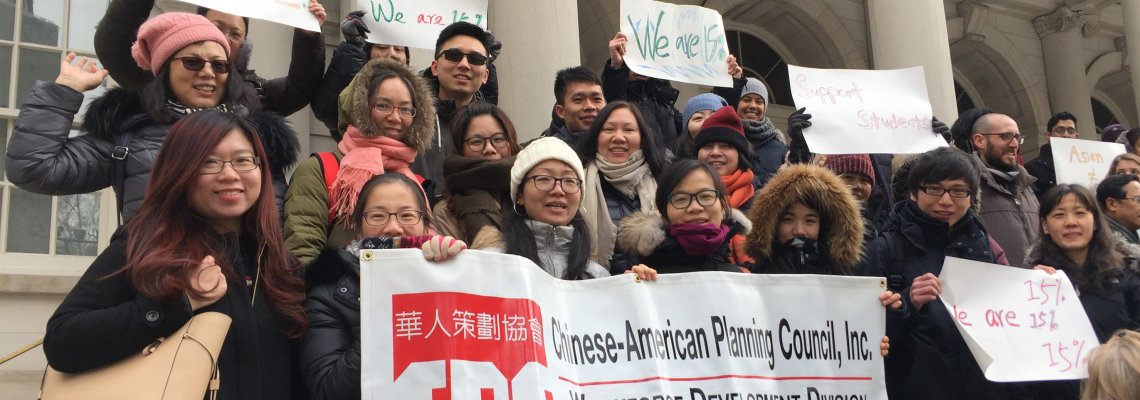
[200,156,259,174]
[525,175,582,193]
[372,102,416,118]
[919,185,971,199]
[437,49,488,66]
[979,132,1024,145]
[669,189,720,209]
[363,210,424,226]
[172,57,231,74]
[464,134,509,151]
[1051,127,1078,136]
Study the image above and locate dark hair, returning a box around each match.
[122,110,305,337]
[196,7,249,32]
[433,22,491,57]
[906,147,979,198]
[1037,184,1122,290]
[554,66,602,105]
[449,101,520,155]
[351,173,434,236]
[1047,111,1078,132]
[950,107,995,152]
[364,42,412,65]
[1097,174,1140,210]
[654,159,733,224]
[368,69,419,110]
[1124,129,1140,152]
[504,177,595,280]
[142,55,256,123]
[575,101,666,178]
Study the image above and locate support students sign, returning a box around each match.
[356,0,489,50]
[1049,137,1125,187]
[361,249,887,400]
[618,0,733,87]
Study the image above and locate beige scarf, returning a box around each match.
[581,151,657,267]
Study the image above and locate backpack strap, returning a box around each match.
[312,152,340,227]
[884,231,908,293]
[111,132,134,225]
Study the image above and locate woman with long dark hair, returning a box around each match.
[43,110,307,400]
[6,13,297,223]
[472,137,608,280]
[575,100,667,274]
[433,101,520,242]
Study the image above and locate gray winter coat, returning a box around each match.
[974,154,1039,268]
[471,221,610,279]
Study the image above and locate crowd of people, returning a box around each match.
[6,2,1140,399]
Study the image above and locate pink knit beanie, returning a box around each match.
[131,13,231,76]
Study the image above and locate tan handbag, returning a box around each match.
[38,311,232,400]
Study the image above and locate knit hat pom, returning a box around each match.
[510,137,585,202]
[131,13,231,76]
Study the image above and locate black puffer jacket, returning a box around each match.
[601,61,681,154]
[93,0,325,116]
[858,201,1024,400]
[5,83,299,222]
[299,248,363,400]
[312,41,370,141]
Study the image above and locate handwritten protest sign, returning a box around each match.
[618,0,733,87]
[361,249,887,400]
[1050,137,1126,187]
[788,65,947,154]
[176,0,320,32]
[355,0,488,50]
[939,257,1100,382]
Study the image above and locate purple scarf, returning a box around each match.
[668,223,730,256]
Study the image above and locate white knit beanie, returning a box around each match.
[510,137,586,202]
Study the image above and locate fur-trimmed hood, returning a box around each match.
[338,58,436,152]
[616,209,751,257]
[745,163,864,268]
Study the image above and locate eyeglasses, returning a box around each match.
[200,156,259,174]
[669,189,720,209]
[1115,196,1140,204]
[979,132,1024,145]
[172,57,231,74]
[363,210,424,226]
[919,185,971,199]
[464,134,509,151]
[525,175,582,193]
[1051,127,1078,136]
[372,102,416,118]
[437,49,488,66]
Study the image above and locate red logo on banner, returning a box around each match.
[392,292,547,381]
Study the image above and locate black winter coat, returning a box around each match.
[312,41,369,141]
[601,61,681,154]
[858,201,1024,400]
[299,248,363,400]
[616,210,749,274]
[43,232,304,400]
[1024,143,1057,201]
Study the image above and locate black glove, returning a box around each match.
[485,30,503,62]
[787,107,813,164]
[932,116,950,144]
[341,11,371,45]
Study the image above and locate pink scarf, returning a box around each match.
[329,126,419,227]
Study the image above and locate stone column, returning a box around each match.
[1122,0,1140,123]
[1034,7,1097,136]
[866,0,958,125]
[488,0,581,140]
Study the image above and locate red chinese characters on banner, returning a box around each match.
[392,292,547,381]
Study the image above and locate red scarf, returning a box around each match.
[329,126,419,227]
[722,169,756,209]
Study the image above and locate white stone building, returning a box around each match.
[1,0,1137,397]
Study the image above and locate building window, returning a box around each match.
[2,0,113,271]
[1091,97,1121,134]
[725,29,792,106]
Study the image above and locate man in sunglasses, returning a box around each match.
[93,1,326,117]
[969,112,1040,267]
[1024,111,1079,200]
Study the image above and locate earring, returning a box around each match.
[513,203,526,217]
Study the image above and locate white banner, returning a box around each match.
[361,249,887,400]
[354,0,489,50]
[618,0,733,87]
[1050,137,1126,187]
[788,65,947,155]
[176,0,320,32]
[938,257,1100,382]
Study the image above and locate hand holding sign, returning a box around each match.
[618,0,733,86]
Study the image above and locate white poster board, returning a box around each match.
[938,257,1100,382]
[354,0,489,50]
[177,0,320,32]
[788,65,947,155]
[361,249,888,400]
[1050,137,1126,187]
[618,0,733,87]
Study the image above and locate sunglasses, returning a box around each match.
[172,57,231,74]
[437,49,487,66]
